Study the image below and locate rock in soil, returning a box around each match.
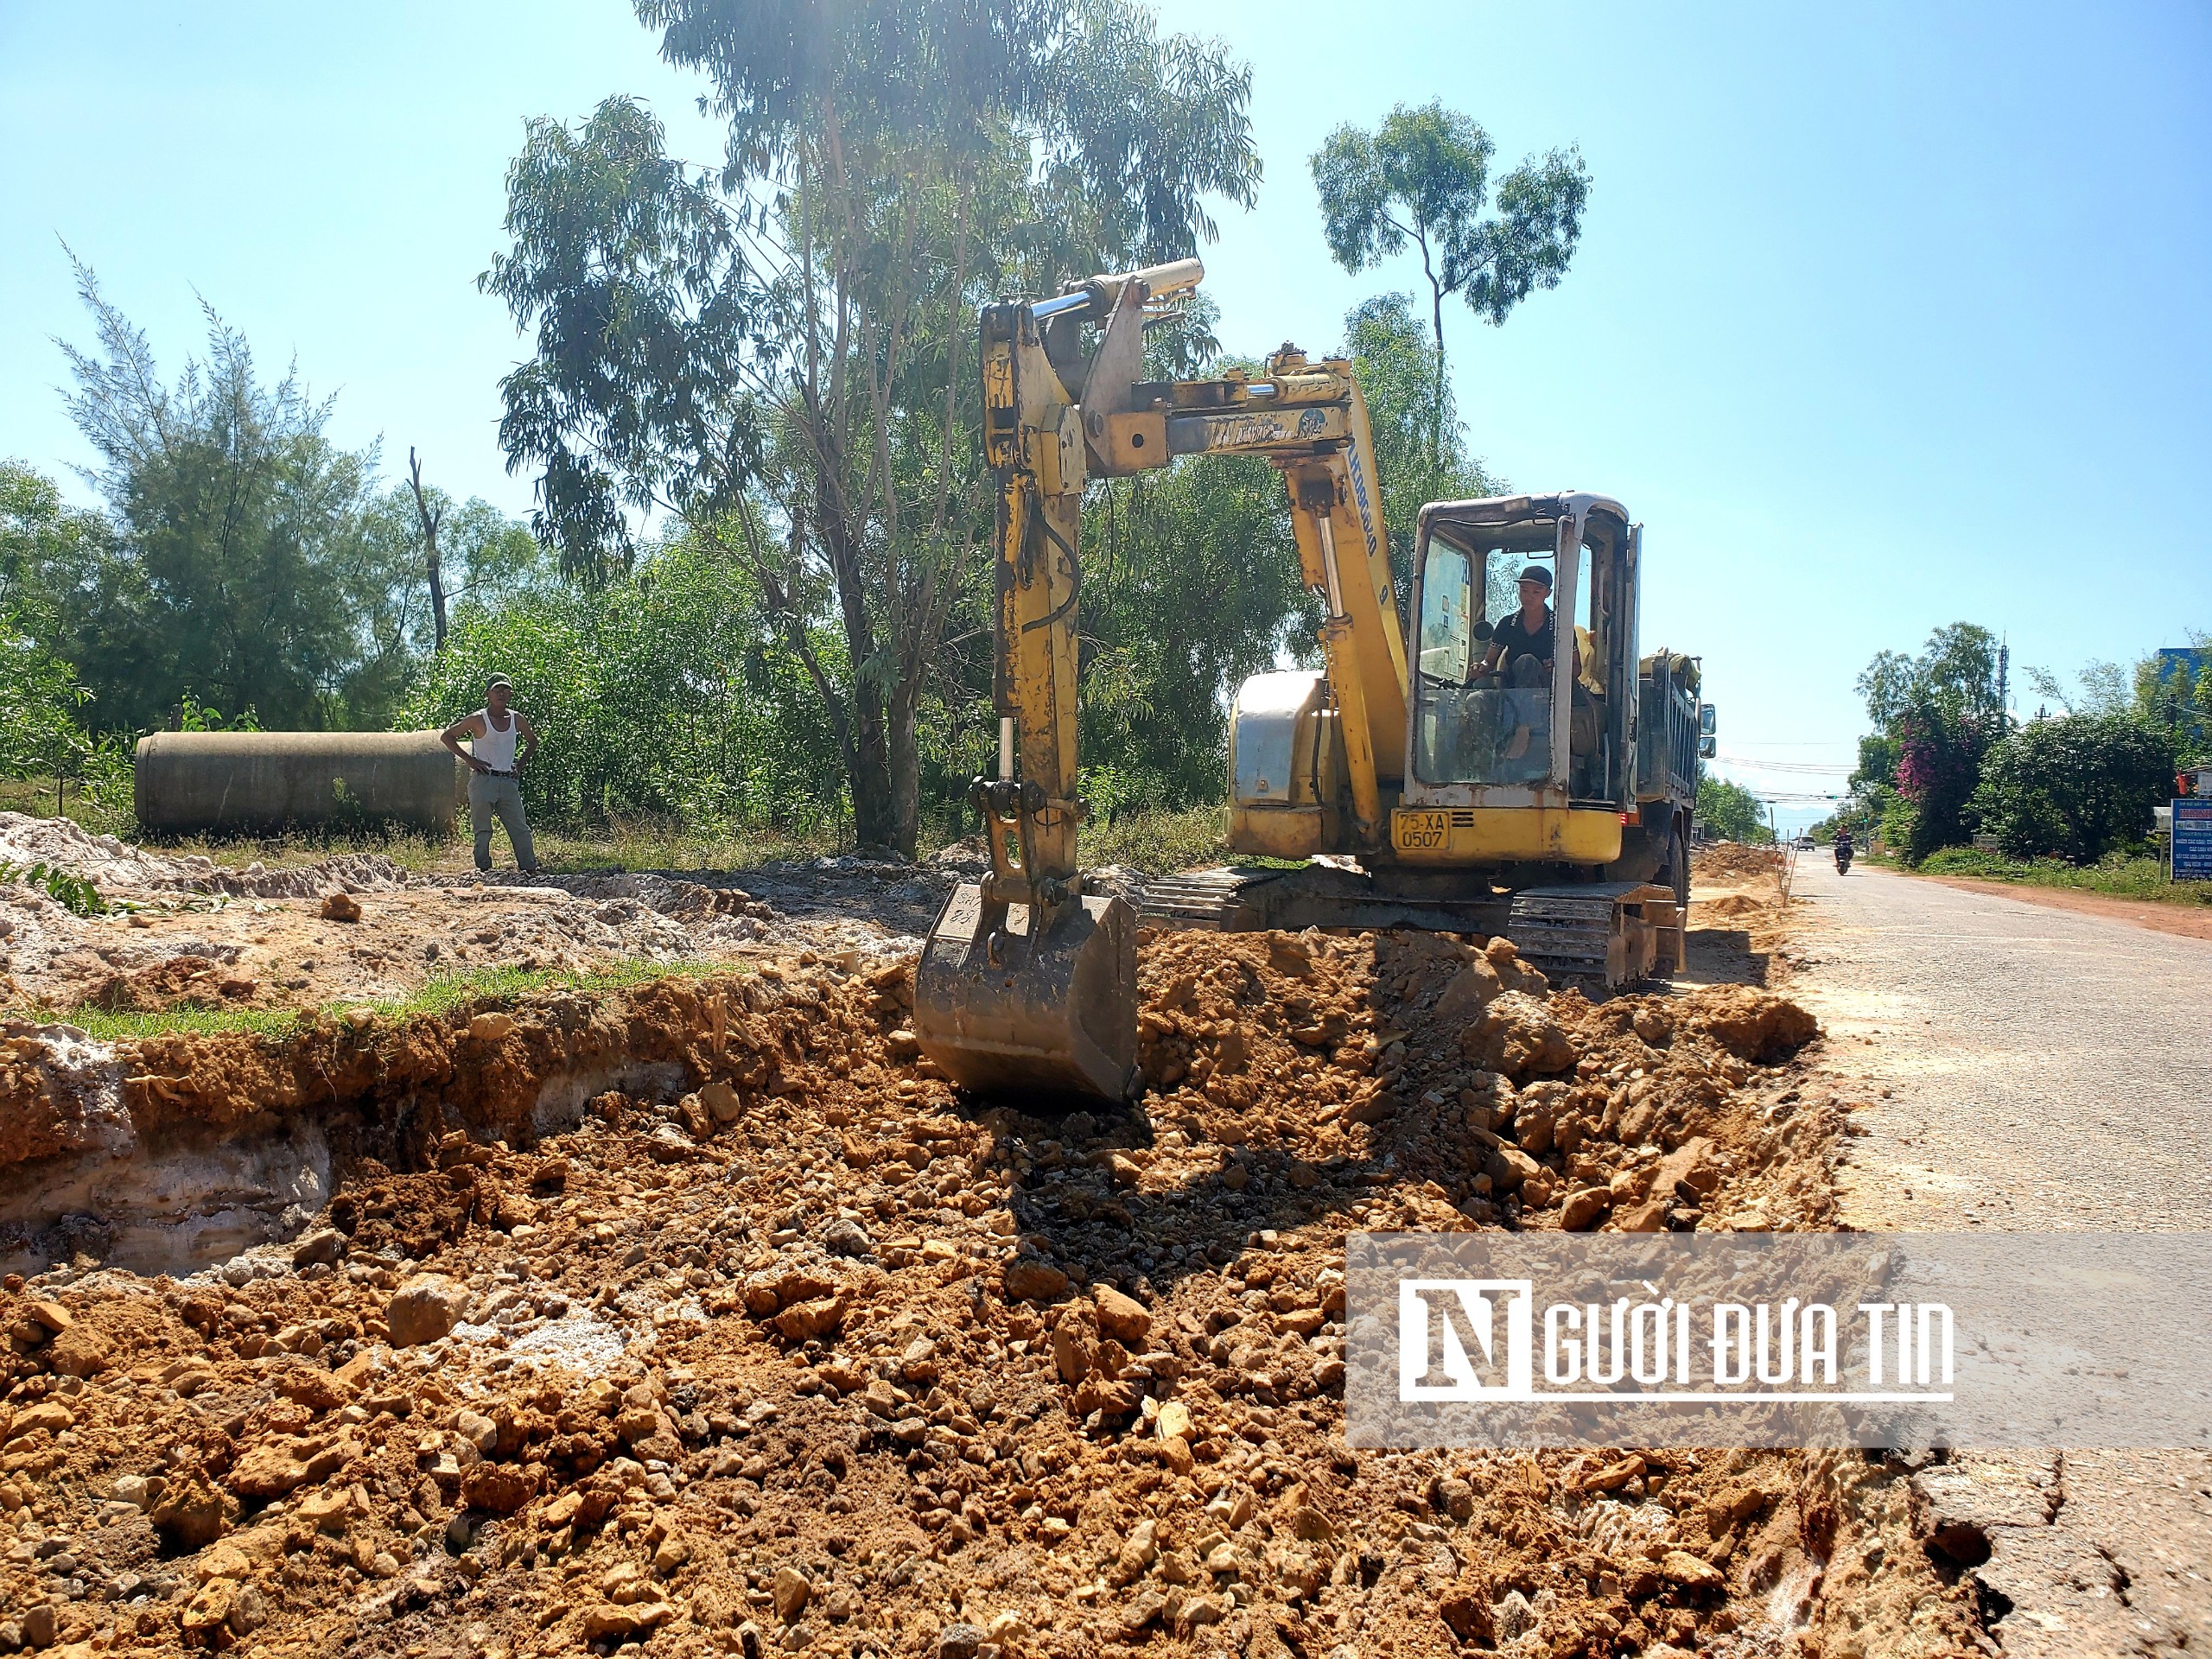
[0,919,1981,1657]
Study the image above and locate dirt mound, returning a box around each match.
[1695,891,1766,919]
[1675,985,1822,1064]
[0,937,1974,1659]
[1128,926,1828,1234]
[0,812,412,899]
[1691,842,1782,882]
[0,841,918,1016]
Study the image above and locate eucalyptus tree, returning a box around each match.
[1311,101,1589,461]
[485,0,1260,854]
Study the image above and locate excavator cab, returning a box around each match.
[1391,494,1693,980]
[1227,492,1694,981]
[1390,494,1642,861]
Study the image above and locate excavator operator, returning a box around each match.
[1477,564,1555,764]
[1477,564,1556,683]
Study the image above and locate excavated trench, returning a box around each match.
[0,926,1983,1658]
[2,988,707,1281]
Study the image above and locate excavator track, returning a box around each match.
[1138,870,1255,930]
[1138,865,1516,937]
[1138,869,1681,991]
[1506,882,1681,988]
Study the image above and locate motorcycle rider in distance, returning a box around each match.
[1834,828,1854,874]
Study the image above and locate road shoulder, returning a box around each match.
[1910,873,2212,944]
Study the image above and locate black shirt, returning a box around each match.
[1489,606,1555,668]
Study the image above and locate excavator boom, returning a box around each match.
[913,260,1407,1102]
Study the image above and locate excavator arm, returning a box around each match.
[1147,352,1408,838]
[914,261,1409,1102]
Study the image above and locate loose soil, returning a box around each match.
[0,819,1979,1659]
[0,814,943,1015]
[1682,847,1817,991]
[1685,846,1782,886]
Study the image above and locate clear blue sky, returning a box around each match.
[4,2,2208,830]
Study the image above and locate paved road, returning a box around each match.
[1787,860,2212,1657]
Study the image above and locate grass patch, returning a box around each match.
[32,957,740,1045]
[1914,845,2212,906]
[130,804,1256,881]
[364,957,732,1018]
[4,791,848,878]
[525,820,842,874]
[0,774,134,841]
[1084,804,1231,876]
[145,817,841,876]
[59,1005,318,1043]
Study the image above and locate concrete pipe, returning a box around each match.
[133,731,463,835]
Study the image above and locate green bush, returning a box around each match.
[1913,845,2212,906]
[0,858,107,915]
[1084,804,1230,876]
[1880,794,1920,861]
[1916,846,2022,879]
[1969,713,2174,864]
[401,537,850,837]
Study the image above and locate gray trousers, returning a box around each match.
[468,772,538,873]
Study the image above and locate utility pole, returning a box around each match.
[1998,633,2010,723]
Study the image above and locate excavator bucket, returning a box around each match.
[912,883,1141,1103]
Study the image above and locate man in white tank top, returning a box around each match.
[440,674,543,874]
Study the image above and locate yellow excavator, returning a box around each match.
[913,260,1711,1102]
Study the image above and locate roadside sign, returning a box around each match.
[2174,799,2212,882]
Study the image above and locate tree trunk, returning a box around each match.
[887,666,921,859]
[1429,276,1449,473]
[1414,228,1449,471]
[812,462,898,853]
[848,711,897,851]
[407,448,448,652]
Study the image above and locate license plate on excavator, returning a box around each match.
[1395,810,1450,851]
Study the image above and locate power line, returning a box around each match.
[1714,754,1854,774]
